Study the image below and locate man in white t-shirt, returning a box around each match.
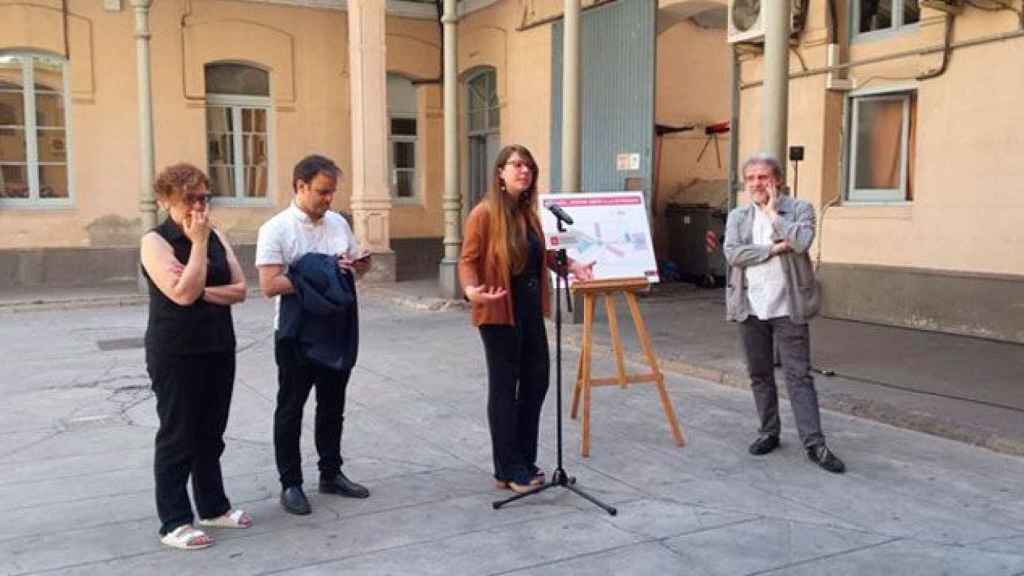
[723,153,845,474]
[255,154,372,515]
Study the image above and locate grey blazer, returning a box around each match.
[723,194,820,324]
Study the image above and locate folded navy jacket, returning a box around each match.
[279,252,359,372]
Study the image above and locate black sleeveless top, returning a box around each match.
[142,218,236,356]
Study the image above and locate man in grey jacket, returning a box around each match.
[724,153,845,474]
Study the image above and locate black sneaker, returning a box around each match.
[807,444,846,474]
[748,434,780,456]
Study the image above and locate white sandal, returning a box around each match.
[160,524,213,550]
[198,509,252,529]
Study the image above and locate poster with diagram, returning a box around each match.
[539,192,659,284]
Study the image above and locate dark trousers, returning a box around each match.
[148,350,235,535]
[740,317,825,449]
[479,316,550,484]
[274,337,351,488]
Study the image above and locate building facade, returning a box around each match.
[0,0,447,283]
[0,0,731,288]
[6,0,1017,345]
[733,0,1024,343]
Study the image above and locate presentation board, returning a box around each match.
[539,191,659,284]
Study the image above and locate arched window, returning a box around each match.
[466,68,499,207]
[467,68,499,134]
[205,63,272,200]
[387,74,418,201]
[0,53,72,203]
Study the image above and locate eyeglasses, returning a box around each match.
[503,160,534,172]
[181,192,212,206]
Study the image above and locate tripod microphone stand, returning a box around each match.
[492,218,617,516]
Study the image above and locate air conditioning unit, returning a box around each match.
[920,0,964,14]
[727,0,808,45]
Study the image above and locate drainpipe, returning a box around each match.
[728,45,740,211]
[760,0,790,174]
[561,0,581,193]
[131,0,157,243]
[438,0,462,298]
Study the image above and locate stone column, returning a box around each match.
[561,0,581,193]
[761,0,791,173]
[348,0,396,282]
[558,0,583,321]
[131,0,156,292]
[438,0,461,297]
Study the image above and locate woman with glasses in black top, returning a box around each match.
[140,163,251,550]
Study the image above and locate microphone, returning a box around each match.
[547,203,574,225]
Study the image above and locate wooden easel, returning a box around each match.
[570,278,685,457]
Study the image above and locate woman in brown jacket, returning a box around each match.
[459,144,593,493]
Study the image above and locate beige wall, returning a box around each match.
[0,0,732,256]
[456,0,554,197]
[159,1,353,244]
[654,16,731,255]
[387,16,443,239]
[0,0,444,250]
[1,1,138,249]
[456,0,734,261]
[737,4,1024,277]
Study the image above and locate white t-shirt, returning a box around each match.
[744,207,790,320]
[255,203,362,328]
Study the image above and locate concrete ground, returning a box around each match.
[2,288,1024,575]
[555,281,1024,456]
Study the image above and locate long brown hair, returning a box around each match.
[485,145,542,284]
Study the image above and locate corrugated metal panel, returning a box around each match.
[551,0,656,200]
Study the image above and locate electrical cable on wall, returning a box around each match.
[62,0,70,59]
[918,13,955,80]
[815,195,841,272]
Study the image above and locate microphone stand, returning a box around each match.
[492,217,617,516]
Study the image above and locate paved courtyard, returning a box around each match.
[2,293,1024,575]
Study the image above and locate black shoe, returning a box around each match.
[748,434,780,456]
[319,471,370,499]
[807,444,846,474]
[280,486,311,515]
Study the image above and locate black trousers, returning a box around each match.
[148,349,235,536]
[274,337,351,488]
[479,313,550,485]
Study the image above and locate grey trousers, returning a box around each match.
[739,317,825,449]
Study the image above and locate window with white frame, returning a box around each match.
[847,91,916,202]
[855,0,920,36]
[205,63,271,201]
[0,53,71,203]
[387,74,418,201]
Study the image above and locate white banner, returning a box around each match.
[539,191,659,284]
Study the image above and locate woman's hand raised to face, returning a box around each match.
[183,207,211,245]
[465,284,509,304]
